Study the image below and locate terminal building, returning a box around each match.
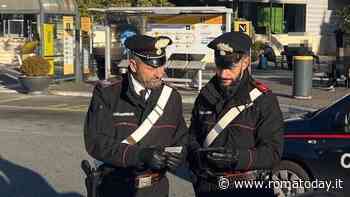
[199,0,349,55]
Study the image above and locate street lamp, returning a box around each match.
[235,0,239,19]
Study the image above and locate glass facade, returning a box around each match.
[0,14,38,38]
[43,14,76,79]
[44,15,64,56]
[239,2,306,34]
[0,0,78,80]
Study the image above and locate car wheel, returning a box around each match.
[272,160,313,197]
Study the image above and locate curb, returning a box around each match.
[1,67,21,78]
[0,88,18,94]
[49,90,92,98]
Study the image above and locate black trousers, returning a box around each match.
[99,174,169,197]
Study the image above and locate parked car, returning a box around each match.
[273,94,350,197]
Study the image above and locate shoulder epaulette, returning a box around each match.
[96,77,122,88]
[162,81,177,90]
[253,80,270,93]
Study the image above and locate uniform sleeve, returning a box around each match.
[234,93,284,171]
[169,91,189,153]
[186,97,202,169]
[188,97,202,152]
[84,85,141,168]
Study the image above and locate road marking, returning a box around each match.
[46,104,88,111]
[69,104,88,110]
[48,104,70,108]
[0,96,31,104]
[0,104,86,112]
[0,129,81,137]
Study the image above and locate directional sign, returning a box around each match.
[234,21,251,37]
[239,24,247,32]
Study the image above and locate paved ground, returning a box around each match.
[0,99,87,197]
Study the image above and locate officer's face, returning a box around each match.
[129,58,165,89]
[216,55,250,86]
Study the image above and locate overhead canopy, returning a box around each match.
[88,6,233,15]
[0,0,77,15]
[0,0,40,14]
[41,0,77,15]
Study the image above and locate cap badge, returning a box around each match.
[155,38,170,55]
[217,43,233,56]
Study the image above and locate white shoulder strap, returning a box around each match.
[249,88,262,102]
[122,85,173,145]
[203,88,263,148]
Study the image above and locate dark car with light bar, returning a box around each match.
[273,94,350,197]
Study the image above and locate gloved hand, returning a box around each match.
[165,152,184,171]
[206,148,239,171]
[138,147,166,170]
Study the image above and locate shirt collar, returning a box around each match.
[130,73,144,96]
[130,73,151,99]
[202,71,251,106]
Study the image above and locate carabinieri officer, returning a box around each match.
[187,32,284,197]
[84,34,188,197]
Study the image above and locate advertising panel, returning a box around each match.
[81,17,92,74]
[81,17,92,33]
[43,24,55,75]
[63,16,75,75]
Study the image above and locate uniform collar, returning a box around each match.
[202,77,222,105]
[201,71,252,107]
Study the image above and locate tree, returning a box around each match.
[76,0,174,24]
[336,5,350,33]
[76,0,173,15]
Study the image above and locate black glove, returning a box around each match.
[165,152,184,171]
[206,148,239,171]
[138,147,166,170]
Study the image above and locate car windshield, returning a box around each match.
[301,94,350,119]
